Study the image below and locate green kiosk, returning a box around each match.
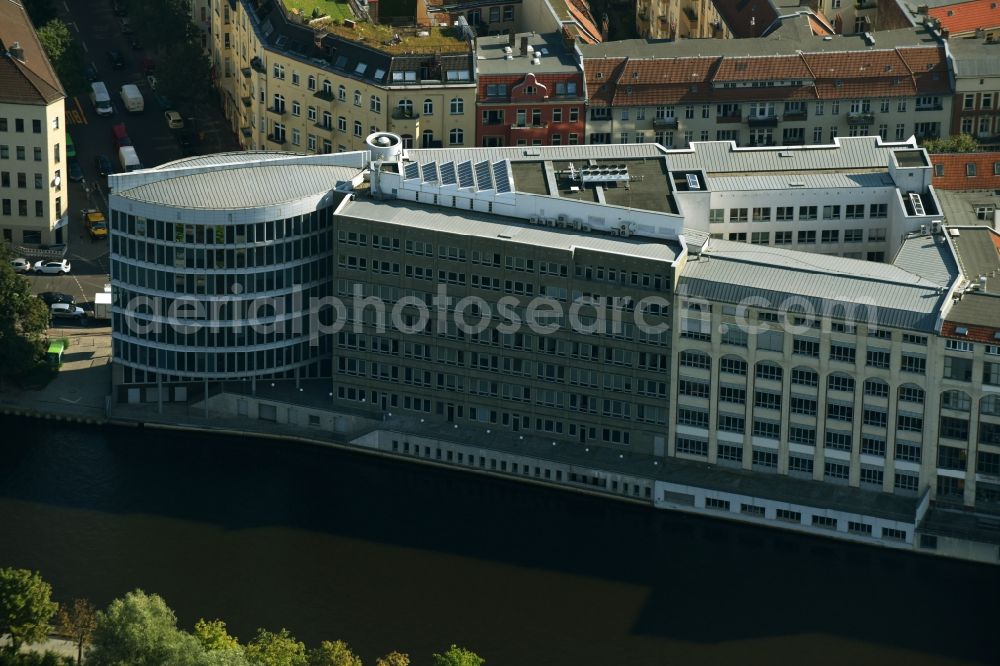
[47,340,65,368]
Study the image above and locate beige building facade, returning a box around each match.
[636,0,730,40]
[0,0,67,249]
[211,0,477,154]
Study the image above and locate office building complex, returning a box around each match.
[108,133,1000,561]
[0,0,67,249]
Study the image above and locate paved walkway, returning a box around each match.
[0,326,111,422]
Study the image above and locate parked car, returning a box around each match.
[50,302,86,321]
[94,154,114,177]
[164,110,184,129]
[146,74,157,90]
[38,292,76,306]
[107,49,124,70]
[10,258,32,273]
[33,259,71,275]
[68,158,84,182]
[83,63,99,82]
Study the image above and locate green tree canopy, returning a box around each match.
[244,628,307,666]
[127,0,196,53]
[195,619,242,653]
[0,568,59,655]
[35,19,86,96]
[87,590,206,666]
[157,42,214,108]
[374,653,409,666]
[921,133,980,153]
[430,645,483,666]
[307,640,362,666]
[55,598,97,665]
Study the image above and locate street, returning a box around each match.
[19,0,240,317]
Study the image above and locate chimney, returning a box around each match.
[520,35,529,55]
[508,31,516,49]
[8,41,25,62]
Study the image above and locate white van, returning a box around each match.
[90,81,113,116]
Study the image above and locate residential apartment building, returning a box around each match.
[581,28,952,148]
[0,0,67,249]
[948,36,1000,142]
[635,0,730,40]
[212,0,477,153]
[107,134,999,561]
[926,0,1000,38]
[476,33,586,147]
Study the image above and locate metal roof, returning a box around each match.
[340,198,683,263]
[666,137,918,174]
[405,143,666,165]
[117,164,361,209]
[154,151,300,170]
[707,171,894,191]
[680,239,949,331]
[946,293,1000,329]
[891,233,961,287]
[950,226,1000,280]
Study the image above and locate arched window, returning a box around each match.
[337,84,346,101]
[863,378,889,398]
[791,366,818,387]
[322,79,332,95]
[397,99,413,117]
[353,90,361,106]
[449,128,464,145]
[400,134,413,149]
[755,361,782,382]
[307,74,317,90]
[370,95,381,112]
[827,372,854,393]
[421,129,435,148]
[719,354,747,376]
[450,97,464,114]
[423,99,434,115]
[897,383,925,404]
[941,389,972,412]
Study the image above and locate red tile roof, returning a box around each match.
[929,0,1000,35]
[583,46,948,107]
[940,320,1000,343]
[931,152,1000,190]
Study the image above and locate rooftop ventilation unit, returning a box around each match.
[577,164,630,183]
[909,192,926,216]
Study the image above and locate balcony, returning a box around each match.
[240,67,251,78]
[240,127,252,138]
[249,56,265,73]
[716,114,741,124]
[916,104,944,112]
[313,89,335,102]
[267,105,286,116]
[391,108,420,120]
[783,110,807,121]
[266,133,286,145]
[782,136,806,145]
[511,122,549,130]
[847,112,875,125]
[314,122,334,131]
[653,116,679,128]
[240,96,252,108]
[747,115,778,127]
[747,140,775,147]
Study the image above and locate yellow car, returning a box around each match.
[82,209,108,239]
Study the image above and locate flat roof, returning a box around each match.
[116,164,361,209]
[936,189,1000,227]
[339,198,683,264]
[680,239,950,331]
[892,233,961,287]
[476,33,579,75]
[950,225,1000,280]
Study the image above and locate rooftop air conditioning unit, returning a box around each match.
[529,216,541,225]
[920,224,928,235]
[932,221,941,234]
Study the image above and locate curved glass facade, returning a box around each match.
[110,205,335,383]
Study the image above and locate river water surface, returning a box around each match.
[0,416,997,665]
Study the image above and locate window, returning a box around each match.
[799,205,817,221]
[829,344,855,364]
[828,374,854,392]
[449,128,464,145]
[822,205,841,220]
[862,436,886,457]
[793,338,819,357]
[272,63,284,79]
[370,95,381,113]
[824,461,850,480]
[967,162,977,177]
[867,349,891,369]
[450,98,464,115]
[792,367,818,387]
[354,121,363,137]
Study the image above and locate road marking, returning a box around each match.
[62,0,69,11]
[68,109,85,125]
[74,96,87,125]
[81,40,88,53]
[60,397,82,404]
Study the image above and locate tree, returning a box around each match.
[195,619,242,653]
[127,0,195,53]
[921,133,979,153]
[374,653,409,666]
[430,645,484,666]
[157,41,214,108]
[307,640,362,666]
[244,629,307,666]
[87,590,206,666]
[0,568,58,656]
[0,203,50,387]
[35,19,87,96]
[55,598,97,665]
